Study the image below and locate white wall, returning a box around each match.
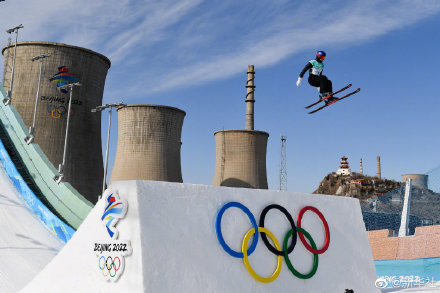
[22,180,379,292]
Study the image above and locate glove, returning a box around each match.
[296,77,302,87]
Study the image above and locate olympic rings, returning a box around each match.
[259,204,297,256]
[215,202,330,282]
[216,202,259,258]
[98,255,121,278]
[283,228,318,279]
[297,206,330,254]
[242,227,282,283]
[46,104,75,119]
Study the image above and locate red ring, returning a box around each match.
[297,206,330,254]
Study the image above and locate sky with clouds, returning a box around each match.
[1,0,440,192]
[2,0,440,97]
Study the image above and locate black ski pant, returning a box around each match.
[308,74,332,94]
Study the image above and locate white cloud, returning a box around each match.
[1,0,439,98]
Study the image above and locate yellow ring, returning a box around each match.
[52,109,61,119]
[242,227,282,283]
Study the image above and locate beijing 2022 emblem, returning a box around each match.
[94,190,132,282]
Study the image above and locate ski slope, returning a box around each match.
[0,157,63,293]
[22,180,380,292]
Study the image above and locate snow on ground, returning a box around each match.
[22,180,379,292]
[0,163,63,293]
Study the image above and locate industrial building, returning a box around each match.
[2,41,111,203]
[110,104,186,183]
[212,65,269,189]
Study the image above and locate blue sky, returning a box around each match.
[1,0,440,193]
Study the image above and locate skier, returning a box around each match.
[296,50,336,103]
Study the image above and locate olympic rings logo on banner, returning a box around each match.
[47,105,75,119]
[215,202,330,283]
[98,256,121,278]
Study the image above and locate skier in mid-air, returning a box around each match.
[297,50,360,114]
[296,50,336,103]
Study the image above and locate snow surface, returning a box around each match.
[22,180,379,292]
[0,162,63,293]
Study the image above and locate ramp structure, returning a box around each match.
[0,84,93,229]
[0,141,63,293]
[22,180,379,292]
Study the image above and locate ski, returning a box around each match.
[304,84,352,109]
[308,88,360,114]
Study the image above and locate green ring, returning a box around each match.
[283,227,319,279]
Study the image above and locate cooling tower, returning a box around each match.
[212,130,268,188]
[212,65,269,189]
[2,41,110,203]
[401,174,428,189]
[110,105,185,183]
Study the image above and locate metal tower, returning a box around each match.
[280,135,287,191]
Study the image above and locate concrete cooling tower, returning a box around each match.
[212,65,269,189]
[110,105,185,183]
[2,41,110,203]
[401,174,428,189]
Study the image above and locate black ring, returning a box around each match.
[259,204,297,256]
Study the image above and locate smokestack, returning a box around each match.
[377,156,381,180]
[213,65,269,189]
[245,65,255,130]
[360,158,363,175]
[110,105,185,183]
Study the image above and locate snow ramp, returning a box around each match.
[22,180,379,292]
[0,141,64,292]
[0,84,92,229]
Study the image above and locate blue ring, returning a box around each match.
[216,201,259,258]
[98,256,106,270]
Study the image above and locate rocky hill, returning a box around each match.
[313,172,440,225]
[313,172,403,200]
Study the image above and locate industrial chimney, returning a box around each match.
[110,105,185,183]
[2,41,110,203]
[360,158,363,175]
[212,65,269,189]
[377,156,381,180]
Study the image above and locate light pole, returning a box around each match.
[25,53,51,144]
[3,24,24,105]
[54,82,82,184]
[91,102,125,194]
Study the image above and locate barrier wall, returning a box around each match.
[0,138,74,242]
[368,226,440,260]
[0,84,92,229]
[22,181,379,292]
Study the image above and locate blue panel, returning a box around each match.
[375,257,440,288]
[0,138,75,243]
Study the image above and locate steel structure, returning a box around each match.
[280,135,287,191]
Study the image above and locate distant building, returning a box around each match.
[337,156,352,176]
[362,211,433,235]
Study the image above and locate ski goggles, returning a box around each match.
[316,54,326,60]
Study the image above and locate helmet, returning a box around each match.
[316,51,326,61]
